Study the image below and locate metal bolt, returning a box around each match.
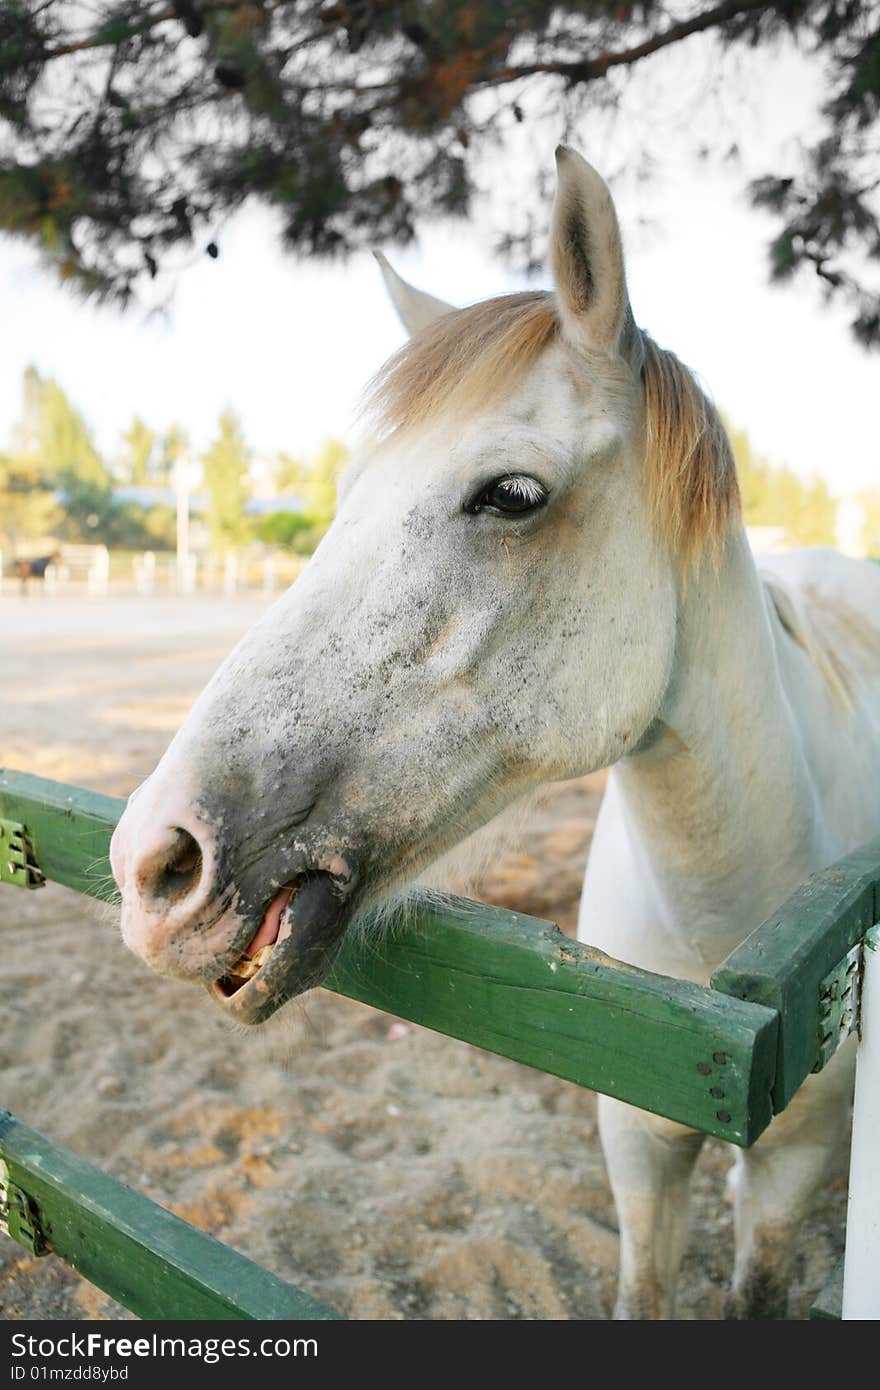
[712,1052,727,1066]
[697,1061,711,1075]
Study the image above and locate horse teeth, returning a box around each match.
[229,943,274,980]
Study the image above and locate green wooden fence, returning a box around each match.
[1,767,879,1320]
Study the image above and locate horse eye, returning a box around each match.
[468,475,548,516]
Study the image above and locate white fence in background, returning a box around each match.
[0,548,301,598]
[176,553,198,595]
[56,544,110,596]
[133,550,156,595]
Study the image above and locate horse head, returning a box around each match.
[110,149,734,1022]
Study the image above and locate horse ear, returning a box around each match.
[374,251,454,336]
[551,147,634,359]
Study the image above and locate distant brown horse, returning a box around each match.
[14,551,61,595]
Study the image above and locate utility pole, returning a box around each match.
[174,455,196,593]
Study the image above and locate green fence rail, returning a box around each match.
[2,767,879,1321]
[0,1111,341,1321]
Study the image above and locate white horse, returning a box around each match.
[110,147,880,1319]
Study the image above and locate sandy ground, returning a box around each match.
[0,594,847,1320]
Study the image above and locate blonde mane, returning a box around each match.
[640,335,740,571]
[366,291,740,571]
[761,572,854,709]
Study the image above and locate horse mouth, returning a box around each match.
[214,882,296,998]
[207,872,352,1024]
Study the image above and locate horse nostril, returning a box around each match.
[155,828,203,902]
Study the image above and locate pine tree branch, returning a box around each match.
[481,0,774,88]
[40,5,175,60]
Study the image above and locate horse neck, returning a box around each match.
[610,525,823,965]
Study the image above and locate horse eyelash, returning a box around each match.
[500,475,545,504]
[463,471,548,515]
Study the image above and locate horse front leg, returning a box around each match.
[725,1041,855,1319]
[598,1093,706,1319]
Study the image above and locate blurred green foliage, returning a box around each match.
[859,490,880,557]
[118,415,156,487]
[0,448,61,541]
[0,365,179,554]
[201,408,251,553]
[4,362,855,567]
[726,419,839,548]
[274,438,347,528]
[0,366,350,561]
[255,509,323,555]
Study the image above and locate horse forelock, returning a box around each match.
[364,289,739,573]
[364,290,559,437]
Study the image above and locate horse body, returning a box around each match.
[14,551,60,593]
[110,147,880,1317]
[583,543,880,984]
[579,538,880,1316]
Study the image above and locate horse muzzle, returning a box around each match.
[208,871,355,1024]
[111,777,360,1023]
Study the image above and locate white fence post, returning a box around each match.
[842,924,880,1318]
[87,546,110,597]
[262,552,277,595]
[223,552,238,596]
[134,550,156,595]
[177,552,197,595]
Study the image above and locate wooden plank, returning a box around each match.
[0,770,778,1145]
[712,840,880,1113]
[809,1257,843,1320]
[0,769,122,902]
[326,899,778,1145]
[0,1109,342,1320]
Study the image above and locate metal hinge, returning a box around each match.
[0,1160,49,1256]
[814,942,862,1072]
[0,819,45,889]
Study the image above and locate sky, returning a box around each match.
[0,37,877,497]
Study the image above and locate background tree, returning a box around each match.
[276,438,348,524]
[307,439,348,526]
[0,450,61,552]
[158,423,189,488]
[9,366,115,541]
[727,417,839,546]
[2,366,176,550]
[118,416,156,486]
[256,508,322,555]
[264,437,348,553]
[15,365,108,489]
[1,2,878,342]
[274,451,307,498]
[201,408,252,552]
[858,488,880,555]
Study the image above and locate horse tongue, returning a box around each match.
[246,886,294,957]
